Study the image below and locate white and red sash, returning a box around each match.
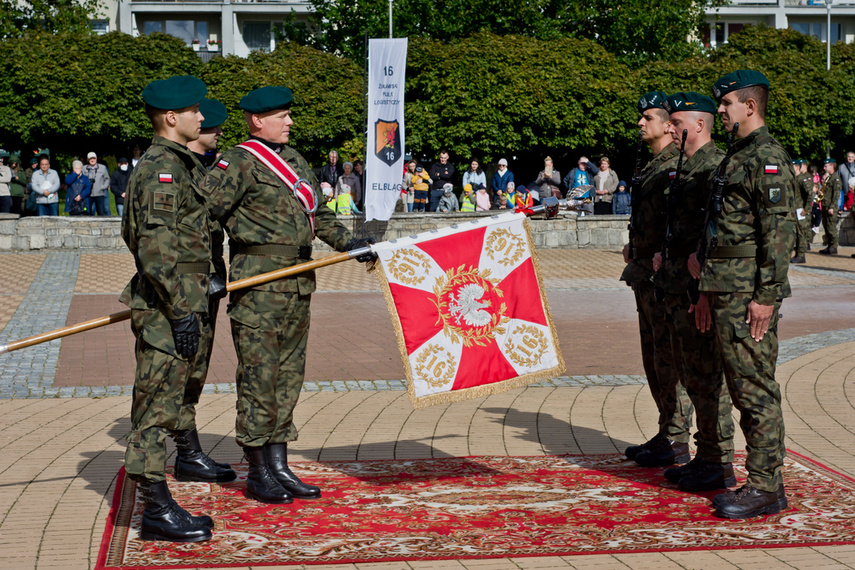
[237,139,318,234]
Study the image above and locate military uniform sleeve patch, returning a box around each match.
[764,165,778,175]
[768,187,782,204]
[153,191,175,212]
[158,173,173,183]
[216,160,229,170]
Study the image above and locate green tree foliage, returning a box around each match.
[0,0,101,39]
[280,0,723,68]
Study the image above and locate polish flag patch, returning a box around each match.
[158,173,173,183]
[765,164,778,174]
[216,160,229,170]
[669,171,676,179]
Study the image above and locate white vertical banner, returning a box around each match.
[365,37,408,222]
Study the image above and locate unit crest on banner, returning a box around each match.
[373,213,566,408]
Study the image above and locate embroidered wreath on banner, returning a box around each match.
[504,324,548,367]
[432,265,509,348]
[386,248,433,286]
[483,228,526,268]
[414,344,457,388]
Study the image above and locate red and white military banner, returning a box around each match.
[373,213,565,408]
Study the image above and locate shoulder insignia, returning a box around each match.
[669,170,676,179]
[158,173,173,183]
[153,191,175,212]
[764,164,778,175]
[216,160,229,170]
[768,187,782,204]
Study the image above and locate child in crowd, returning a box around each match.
[438,183,459,212]
[412,166,431,212]
[513,185,533,212]
[475,183,491,211]
[461,184,476,212]
[322,183,336,212]
[612,180,631,215]
[498,195,509,210]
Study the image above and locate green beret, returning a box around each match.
[0,149,9,159]
[824,157,837,165]
[791,158,802,165]
[142,75,207,110]
[239,86,293,114]
[637,91,668,112]
[199,98,229,129]
[663,91,717,115]
[712,70,769,101]
[9,154,20,163]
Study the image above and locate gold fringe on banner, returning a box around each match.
[374,215,566,409]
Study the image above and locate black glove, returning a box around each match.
[170,314,200,358]
[208,273,227,301]
[345,237,378,263]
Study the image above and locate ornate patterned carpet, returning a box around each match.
[97,452,855,569]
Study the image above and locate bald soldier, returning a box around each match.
[200,87,374,504]
[120,76,218,542]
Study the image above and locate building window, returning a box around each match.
[90,19,109,35]
[790,21,841,43]
[142,20,210,46]
[143,21,162,35]
[243,21,272,52]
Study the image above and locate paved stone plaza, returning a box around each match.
[0,246,854,569]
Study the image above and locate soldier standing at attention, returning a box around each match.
[651,92,736,492]
[689,70,796,519]
[168,97,236,484]
[200,86,374,504]
[620,91,694,468]
[818,157,842,255]
[120,76,218,542]
[791,159,812,264]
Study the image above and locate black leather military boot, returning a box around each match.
[714,484,788,519]
[624,433,665,461]
[244,446,293,504]
[138,480,212,542]
[677,461,736,492]
[634,437,690,467]
[173,428,237,483]
[664,456,702,483]
[266,443,322,500]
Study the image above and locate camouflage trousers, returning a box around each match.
[176,298,221,430]
[632,281,693,442]
[709,291,785,492]
[822,209,839,248]
[230,289,311,448]
[794,214,811,256]
[660,292,735,463]
[125,309,210,483]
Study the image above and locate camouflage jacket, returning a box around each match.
[795,171,814,212]
[699,126,796,304]
[200,140,354,296]
[119,136,212,348]
[654,140,723,295]
[820,171,842,210]
[620,142,678,285]
[192,151,226,280]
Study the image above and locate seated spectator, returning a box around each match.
[612,180,631,215]
[592,156,619,215]
[475,183,491,211]
[32,157,60,216]
[492,158,514,196]
[335,183,360,215]
[461,184,476,212]
[412,165,431,212]
[535,156,561,200]
[110,157,131,217]
[403,160,417,212]
[336,161,362,204]
[64,160,91,216]
[563,156,596,193]
[462,158,486,192]
[438,183,460,212]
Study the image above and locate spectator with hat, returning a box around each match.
[492,158,514,197]
[84,151,111,215]
[438,183,459,212]
[110,158,131,218]
[612,180,631,215]
[475,182,491,211]
[563,156,597,196]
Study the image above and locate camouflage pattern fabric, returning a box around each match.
[119,135,212,483]
[709,292,784,491]
[794,171,814,256]
[200,139,355,448]
[700,125,795,492]
[821,171,842,249]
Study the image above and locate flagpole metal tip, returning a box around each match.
[0,344,8,355]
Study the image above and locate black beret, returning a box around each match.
[142,75,207,110]
[663,91,717,115]
[239,86,293,114]
[199,98,229,129]
[712,70,770,101]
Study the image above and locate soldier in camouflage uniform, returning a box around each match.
[200,86,374,504]
[119,75,216,542]
[689,70,796,519]
[651,92,736,492]
[819,157,842,255]
[791,159,812,264]
[620,91,694,468]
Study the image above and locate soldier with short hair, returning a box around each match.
[200,86,374,504]
[690,70,797,519]
[652,92,736,492]
[120,75,219,542]
[818,157,842,255]
[620,91,694,468]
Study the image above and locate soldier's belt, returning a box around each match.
[633,246,658,259]
[708,244,756,258]
[176,262,210,274]
[234,244,313,260]
[665,245,696,259]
